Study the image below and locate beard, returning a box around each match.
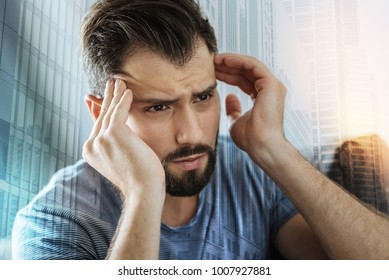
[161,143,217,197]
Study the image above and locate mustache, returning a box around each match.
[162,144,214,163]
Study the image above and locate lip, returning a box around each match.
[171,153,206,171]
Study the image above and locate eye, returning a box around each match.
[195,93,213,103]
[146,104,168,112]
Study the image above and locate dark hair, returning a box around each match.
[81,0,217,97]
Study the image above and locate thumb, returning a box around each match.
[225,94,242,122]
[225,94,246,150]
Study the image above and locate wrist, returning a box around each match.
[120,179,166,208]
[248,136,291,169]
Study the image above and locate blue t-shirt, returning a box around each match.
[12,136,297,260]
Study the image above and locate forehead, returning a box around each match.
[116,44,216,96]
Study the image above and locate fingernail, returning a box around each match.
[106,79,114,88]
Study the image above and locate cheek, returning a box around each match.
[202,103,221,140]
[125,116,168,159]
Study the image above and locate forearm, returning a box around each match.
[106,189,164,260]
[251,138,389,259]
[216,53,389,259]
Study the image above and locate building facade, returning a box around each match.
[0,0,94,259]
[198,0,312,158]
[282,0,387,210]
[339,135,389,213]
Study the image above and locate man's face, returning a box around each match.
[115,44,220,197]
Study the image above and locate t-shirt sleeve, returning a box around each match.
[12,205,102,260]
[12,161,119,260]
[269,183,298,239]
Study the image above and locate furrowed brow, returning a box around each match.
[193,82,218,97]
[136,97,179,105]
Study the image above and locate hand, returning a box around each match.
[214,53,287,159]
[82,79,166,201]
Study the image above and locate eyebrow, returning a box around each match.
[135,81,218,105]
[193,82,218,98]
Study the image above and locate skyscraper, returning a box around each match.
[274,0,313,160]
[282,0,343,177]
[198,0,312,157]
[198,0,277,135]
[282,0,387,210]
[0,0,94,259]
[336,0,378,138]
[339,135,389,213]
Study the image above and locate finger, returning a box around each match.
[216,53,281,100]
[215,63,247,78]
[102,79,127,130]
[111,89,134,125]
[215,69,255,94]
[225,94,242,122]
[99,79,114,117]
[215,54,268,95]
[215,53,272,79]
[89,79,114,139]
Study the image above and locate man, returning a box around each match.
[12,0,389,260]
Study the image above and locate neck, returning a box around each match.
[162,194,199,227]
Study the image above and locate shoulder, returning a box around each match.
[22,160,122,222]
[216,135,248,168]
[216,135,276,190]
[214,135,297,214]
[13,160,121,259]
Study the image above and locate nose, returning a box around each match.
[174,107,203,145]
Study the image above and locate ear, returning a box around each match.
[85,94,103,121]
